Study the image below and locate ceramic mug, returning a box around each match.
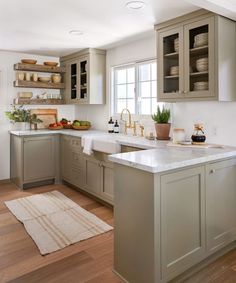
[32,73,38,82]
[18,72,25,81]
[25,73,31,81]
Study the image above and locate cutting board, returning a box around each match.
[30,109,58,129]
[167,142,224,149]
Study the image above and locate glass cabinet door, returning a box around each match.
[70,63,78,100]
[78,57,89,101]
[184,17,215,98]
[158,27,184,100]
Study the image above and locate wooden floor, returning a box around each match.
[0,183,236,283]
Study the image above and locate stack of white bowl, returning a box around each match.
[174,38,179,52]
[194,32,208,48]
[196,57,208,72]
[170,66,179,76]
[193,81,208,91]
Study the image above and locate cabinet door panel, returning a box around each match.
[101,162,114,202]
[61,136,72,181]
[206,159,236,251]
[184,16,215,98]
[160,166,206,280]
[84,157,101,195]
[158,26,184,100]
[23,136,55,182]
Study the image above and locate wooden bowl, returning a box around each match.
[21,59,37,64]
[44,62,58,67]
[48,126,63,130]
[72,125,91,130]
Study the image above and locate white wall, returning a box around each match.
[173,102,236,146]
[74,35,156,131]
[0,51,75,180]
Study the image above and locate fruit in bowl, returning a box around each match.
[60,118,72,128]
[72,120,91,130]
[48,122,63,130]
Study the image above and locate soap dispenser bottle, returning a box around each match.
[114,120,119,133]
[108,117,114,133]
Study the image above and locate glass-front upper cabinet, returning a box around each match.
[158,27,184,100]
[184,17,215,98]
[78,57,89,101]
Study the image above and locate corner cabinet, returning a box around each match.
[10,134,60,189]
[155,9,236,102]
[60,48,106,104]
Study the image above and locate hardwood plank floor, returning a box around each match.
[0,182,236,283]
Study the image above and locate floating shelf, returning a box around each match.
[165,75,179,79]
[14,80,65,89]
[190,71,208,76]
[14,98,65,105]
[14,63,66,73]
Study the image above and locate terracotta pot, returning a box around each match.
[155,123,171,140]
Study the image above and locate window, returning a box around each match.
[113,60,158,115]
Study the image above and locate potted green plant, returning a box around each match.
[5,106,42,131]
[152,106,171,140]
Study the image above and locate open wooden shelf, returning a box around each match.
[14,63,66,73]
[14,80,65,89]
[14,98,65,105]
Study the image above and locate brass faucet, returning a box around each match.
[120,108,136,135]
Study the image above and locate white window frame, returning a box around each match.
[111,58,158,116]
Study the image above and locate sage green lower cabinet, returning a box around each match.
[10,134,59,189]
[160,166,206,280]
[113,158,236,283]
[60,136,114,204]
[206,159,236,252]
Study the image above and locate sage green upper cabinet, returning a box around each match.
[155,9,236,102]
[60,48,106,104]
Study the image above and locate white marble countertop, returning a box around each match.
[10,129,236,173]
[109,146,236,173]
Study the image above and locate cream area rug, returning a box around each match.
[5,190,113,255]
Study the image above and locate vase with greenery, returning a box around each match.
[5,106,42,131]
[152,106,171,140]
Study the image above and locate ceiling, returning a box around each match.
[0,0,234,57]
[0,0,198,57]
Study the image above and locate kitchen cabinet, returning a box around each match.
[155,9,236,102]
[113,157,236,283]
[60,48,106,104]
[61,136,84,189]
[160,166,206,279]
[10,134,59,189]
[206,159,236,252]
[60,136,114,204]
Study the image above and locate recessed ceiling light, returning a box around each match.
[69,30,84,36]
[126,1,146,9]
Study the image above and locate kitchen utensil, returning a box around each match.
[17,72,25,81]
[38,77,51,83]
[25,73,31,81]
[44,61,59,67]
[170,66,179,76]
[30,109,58,129]
[51,74,62,83]
[18,92,33,99]
[32,73,38,82]
[21,59,37,64]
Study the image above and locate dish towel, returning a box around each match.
[82,136,94,155]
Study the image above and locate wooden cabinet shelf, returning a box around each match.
[190,71,208,77]
[13,98,65,105]
[14,80,65,89]
[164,52,179,58]
[190,45,208,55]
[14,63,66,73]
[165,75,179,79]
